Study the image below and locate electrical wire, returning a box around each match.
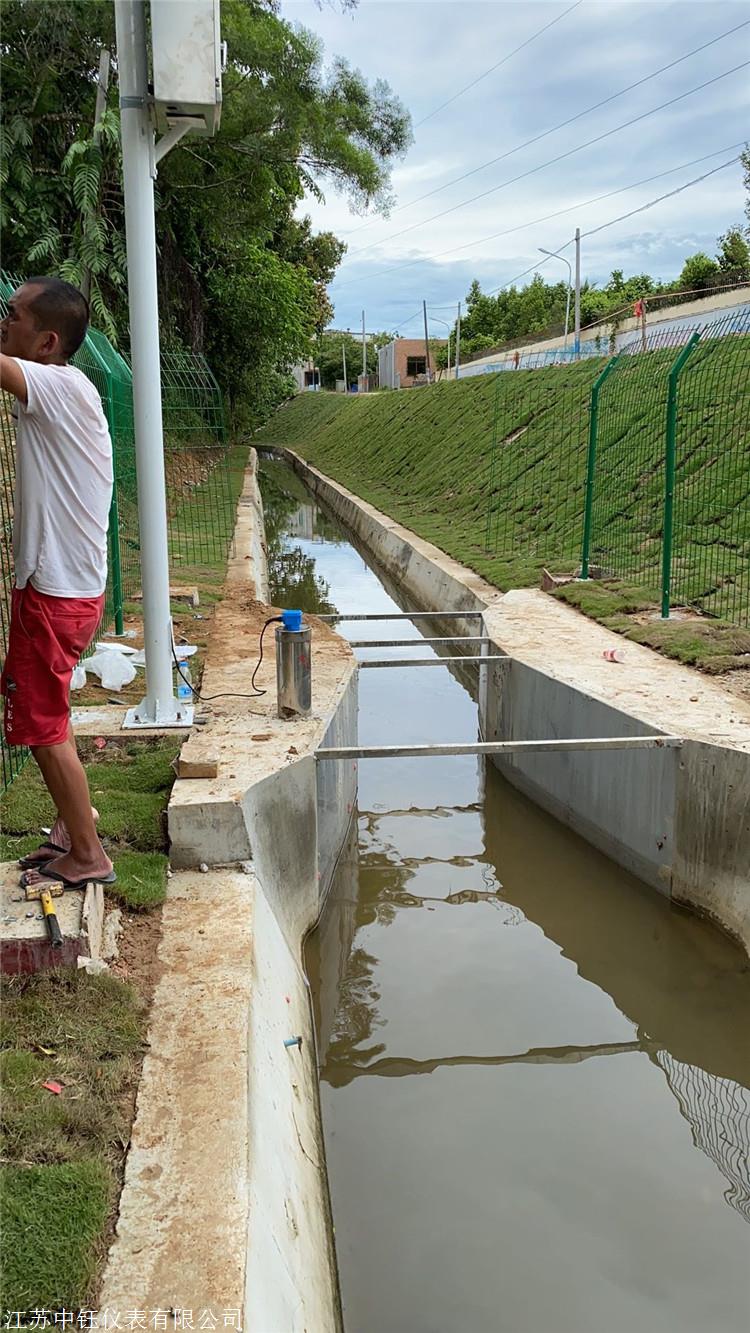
[332,142,746,291]
[342,61,750,261]
[580,155,742,237]
[349,152,741,323]
[171,616,282,704]
[413,0,583,128]
[342,17,750,238]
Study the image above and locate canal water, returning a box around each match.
[259,456,750,1333]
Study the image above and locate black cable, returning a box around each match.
[342,18,750,239]
[333,142,746,291]
[342,61,750,261]
[413,0,583,129]
[170,616,283,704]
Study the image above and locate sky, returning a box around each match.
[279,0,750,337]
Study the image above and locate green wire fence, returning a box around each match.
[0,272,235,792]
[484,358,607,584]
[670,314,750,622]
[582,325,702,598]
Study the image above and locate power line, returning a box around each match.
[580,154,741,238]
[332,143,745,291]
[342,17,750,240]
[332,154,742,325]
[413,0,583,129]
[343,61,749,261]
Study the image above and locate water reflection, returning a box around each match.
[260,454,340,615]
[259,457,750,1333]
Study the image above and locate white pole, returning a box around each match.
[115,0,188,726]
[342,340,348,393]
[455,300,461,380]
[423,300,432,383]
[574,226,581,357]
[361,310,366,385]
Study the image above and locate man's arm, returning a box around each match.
[0,354,28,403]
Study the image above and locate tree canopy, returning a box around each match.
[0,0,411,420]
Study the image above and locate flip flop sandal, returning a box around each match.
[18,841,68,870]
[20,867,118,892]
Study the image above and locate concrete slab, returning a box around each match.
[71,705,190,740]
[99,868,253,1313]
[0,864,104,973]
[484,588,750,752]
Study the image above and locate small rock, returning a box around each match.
[240,861,253,875]
[199,862,209,873]
[689,696,698,702]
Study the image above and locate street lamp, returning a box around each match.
[539,247,572,353]
[428,313,452,381]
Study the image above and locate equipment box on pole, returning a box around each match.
[150,0,223,135]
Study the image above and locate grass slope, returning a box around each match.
[257,338,750,660]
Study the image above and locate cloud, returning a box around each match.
[281,0,749,331]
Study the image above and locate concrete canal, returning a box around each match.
[259,455,750,1333]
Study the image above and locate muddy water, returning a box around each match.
[259,457,750,1333]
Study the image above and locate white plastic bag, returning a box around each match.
[70,664,87,691]
[85,650,137,691]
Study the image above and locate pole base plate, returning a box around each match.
[122,697,193,730]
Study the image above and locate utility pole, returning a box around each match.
[423,300,432,383]
[361,310,367,388]
[574,227,581,358]
[115,0,190,727]
[455,300,461,380]
[342,340,348,393]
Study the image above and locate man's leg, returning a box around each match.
[20,724,100,866]
[26,726,113,883]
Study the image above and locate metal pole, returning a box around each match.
[115,0,188,726]
[423,300,432,383]
[574,227,581,357]
[361,310,366,386]
[342,340,347,393]
[317,735,683,761]
[661,333,700,619]
[455,301,461,380]
[580,355,619,578]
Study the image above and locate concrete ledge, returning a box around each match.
[102,451,349,1328]
[99,868,252,1312]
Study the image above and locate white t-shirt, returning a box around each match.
[12,359,113,598]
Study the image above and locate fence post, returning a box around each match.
[79,333,126,635]
[661,332,701,619]
[580,355,619,578]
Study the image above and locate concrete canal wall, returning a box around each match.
[274,446,750,953]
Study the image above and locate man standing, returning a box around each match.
[0,277,116,890]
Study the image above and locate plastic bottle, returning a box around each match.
[602,647,625,663]
[176,658,193,700]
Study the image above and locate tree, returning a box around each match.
[716,226,750,276]
[677,252,720,292]
[0,0,411,421]
[314,328,391,389]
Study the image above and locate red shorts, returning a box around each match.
[1,583,104,748]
